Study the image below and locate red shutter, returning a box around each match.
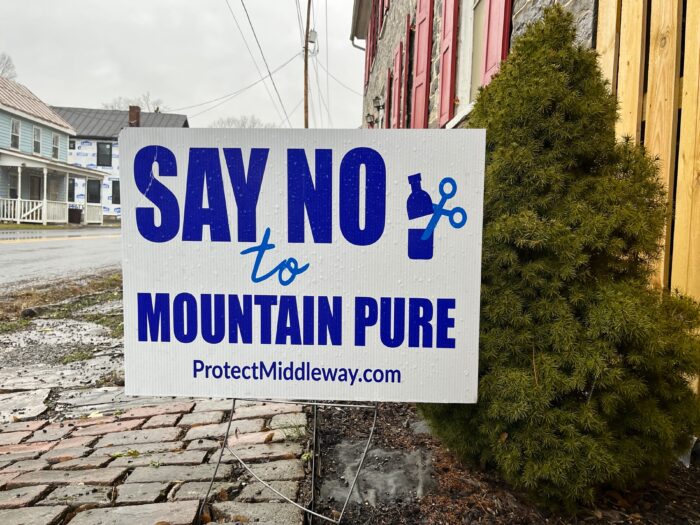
[364,0,378,86]
[481,0,512,85]
[378,0,384,32]
[385,68,392,128]
[391,42,403,128]
[410,0,433,128]
[438,0,459,126]
[402,15,410,128]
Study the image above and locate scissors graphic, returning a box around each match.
[421,177,467,240]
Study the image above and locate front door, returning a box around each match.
[29,176,42,201]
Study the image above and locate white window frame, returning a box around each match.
[446,0,478,129]
[33,126,41,154]
[52,133,59,159]
[10,118,20,149]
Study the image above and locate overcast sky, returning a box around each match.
[0,0,364,128]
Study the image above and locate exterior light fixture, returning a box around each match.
[365,113,375,126]
[373,96,384,111]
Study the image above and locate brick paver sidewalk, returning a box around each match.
[0,396,308,524]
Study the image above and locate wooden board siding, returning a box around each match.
[615,0,647,140]
[595,0,621,92]
[0,109,69,162]
[645,0,683,289]
[671,0,700,298]
[599,0,700,302]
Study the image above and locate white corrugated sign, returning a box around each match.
[120,129,485,403]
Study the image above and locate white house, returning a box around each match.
[52,106,189,220]
[0,77,104,225]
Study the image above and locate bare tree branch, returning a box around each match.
[208,115,276,128]
[101,92,166,112]
[0,53,17,80]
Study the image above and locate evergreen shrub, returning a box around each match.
[421,6,700,509]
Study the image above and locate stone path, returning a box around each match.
[0,394,308,524]
[0,300,311,524]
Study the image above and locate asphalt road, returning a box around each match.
[0,227,121,290]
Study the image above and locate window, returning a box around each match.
[69,140,75,150]
[33,127,41,154]
[52,134,59,159]
[9,174,17,199]
[68,178,75,202]
[86,180,101,203]
[112,180,120,205]
[10,119,20,149]
[97,142,112,167]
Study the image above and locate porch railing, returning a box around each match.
[18,199,43,223]
[46,200,68,223]
[85,204,103,224]
[0,198,17,221]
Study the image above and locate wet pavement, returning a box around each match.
[0,228,121,289]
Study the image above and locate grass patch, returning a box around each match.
[0,271,122,323]
[0,318,30,334]
[61,349,94,364]
[81,312,124,339]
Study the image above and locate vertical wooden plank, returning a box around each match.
[646,0,682,289]
[616,0,647,140]
[671,0,700,299]
[596,0,621,93]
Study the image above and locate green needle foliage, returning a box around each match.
[421,6,700,510]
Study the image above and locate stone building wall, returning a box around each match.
[363,0,448,129]
[361,0,596,128]
[511,0,596,47]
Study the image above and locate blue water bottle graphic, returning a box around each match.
[407,174,434,259]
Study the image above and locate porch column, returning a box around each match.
[42,167,48,225]
[65,172,69,222]
[16,166,22,224]
[82,177,87,225]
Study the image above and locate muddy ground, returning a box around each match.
[308,403,700,524]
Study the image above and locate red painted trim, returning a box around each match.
[385,68,392,128]
[410,0,433,128]
[438,0,459,126]
[402,15,410,128]
[391,42,403,128]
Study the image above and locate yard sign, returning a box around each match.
[120,129,485,403]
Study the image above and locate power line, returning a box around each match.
[308,77,317,127]
[294,0,305,47]
[280,97,304,126]
[316,60,363,97]
[223,0,285,124]
[171,52,300,114]
[313,57,332,127]
[239,0,293,128]
[188,54,301,118]
[325,0,330,121]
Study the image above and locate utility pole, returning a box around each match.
[304,0,312,128]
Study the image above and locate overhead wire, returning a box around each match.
[316,61,363,97]
[313,57,332,127]
[170,52,300,115]
[325,0,330,122]
[294,0,305,48]
[222,0,285,124]
[280,96,304,126]
[239,0,293,127]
